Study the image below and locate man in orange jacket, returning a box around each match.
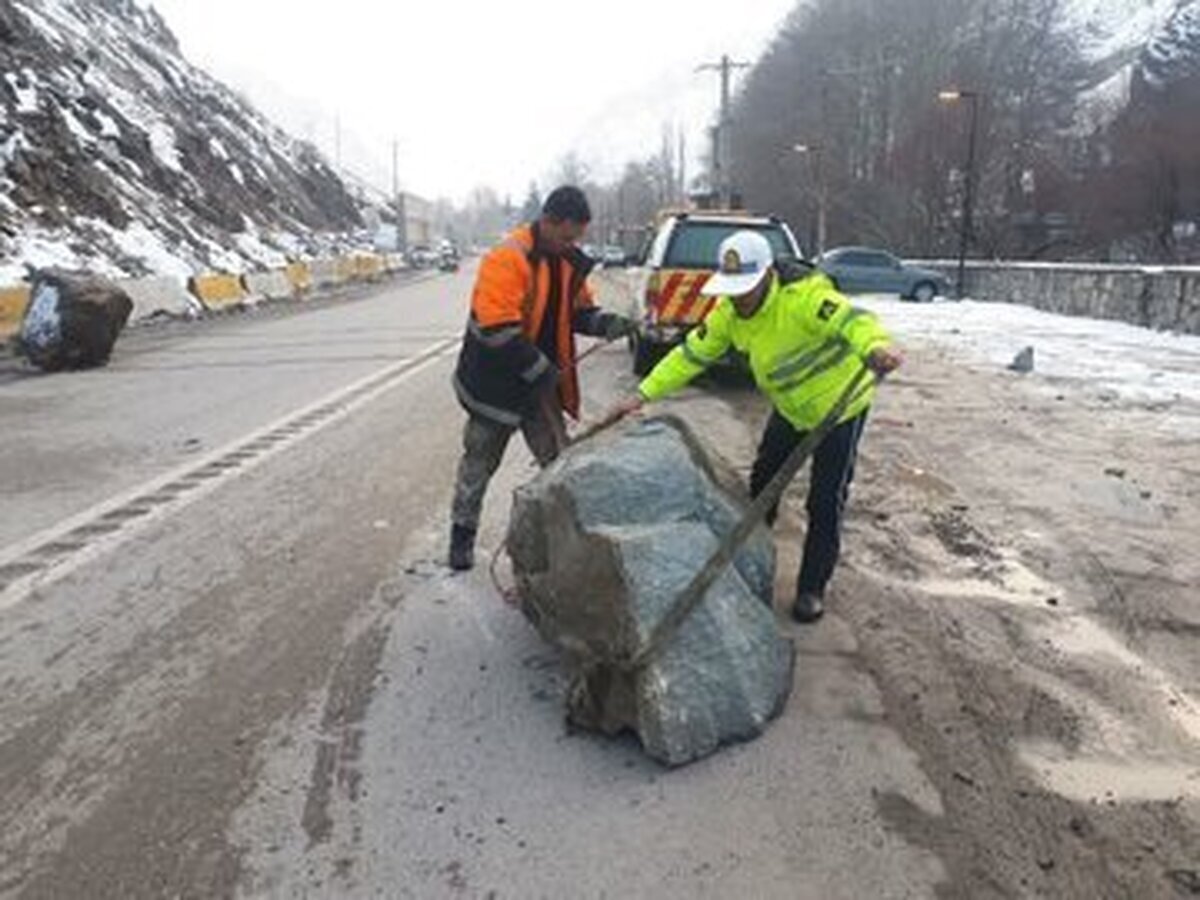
[449,186,634,570]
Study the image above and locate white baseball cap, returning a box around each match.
[701,230,774,297]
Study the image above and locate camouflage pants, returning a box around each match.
[450,407,564,531]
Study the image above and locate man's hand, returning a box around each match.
[867,346,904,376]
[602,314,638,341]
[603,394,645,424]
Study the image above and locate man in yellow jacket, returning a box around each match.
[610,230,902,623]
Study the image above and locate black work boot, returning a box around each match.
[792,590,825,624]
[448,524,477,572]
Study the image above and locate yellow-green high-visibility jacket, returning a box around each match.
[638,271,891,431]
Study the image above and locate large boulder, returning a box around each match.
[507,415,795,767]
[17,271,133,371]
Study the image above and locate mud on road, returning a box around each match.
[4,269,1196,898]
[742,334,1200,898]
[572,274,1200,897]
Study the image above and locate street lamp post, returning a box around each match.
[793,143,826,256]
[938,90,980,299]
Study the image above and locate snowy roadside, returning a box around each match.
[859,295,1200,434]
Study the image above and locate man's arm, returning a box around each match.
[572,279,636,339]
[800,289,899,374]
[638,301,734,401]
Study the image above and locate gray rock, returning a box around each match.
[507,415,795,767]
[17,270,133,371]
[1008,345,1035,373]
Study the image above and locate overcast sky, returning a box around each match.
[147,0,796,203]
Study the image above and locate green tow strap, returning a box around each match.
[621,363,877,672]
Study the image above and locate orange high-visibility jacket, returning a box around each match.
[454,223,604,424]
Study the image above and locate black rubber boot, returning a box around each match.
[792,591,825,624]
[449,524,477,572]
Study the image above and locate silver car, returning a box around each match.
[817,247,947,302]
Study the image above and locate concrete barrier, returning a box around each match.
[243,269,295,301]
[335,256,357,284]
[0,285,31,338]
[285,261,313,295]
[4,251,404,339]
[310,258,344,289]
[912,260,1200,335]
[118,276,200,321]
[189,273,249,310]
[353,254,385,281]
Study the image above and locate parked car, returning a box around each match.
[816,247,947,302]
[627,211,804,375]
[406,245,440,269]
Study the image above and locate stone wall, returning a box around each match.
[916,261,1200,335]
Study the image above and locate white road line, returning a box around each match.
[0,339,459,611]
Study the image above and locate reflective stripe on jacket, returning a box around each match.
[638,271,891,431]
[454,224,599,424]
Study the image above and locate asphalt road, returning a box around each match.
[4,268,1196,898]
[0,269,947,898]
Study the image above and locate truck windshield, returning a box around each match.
[664,223,794,269]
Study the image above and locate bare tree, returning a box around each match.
[727,0,1088,258]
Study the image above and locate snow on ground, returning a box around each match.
[146,121,182,172]
[59,105,94,145]
[860,296,1200,418]
[0,128,29,166]
[233,228,288,271]
[4,70,39,114]
[106,221,195,280]
[0,232,99,284]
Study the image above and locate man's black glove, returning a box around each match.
[600,313,638,341]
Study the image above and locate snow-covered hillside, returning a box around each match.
[1067,0,1180,64]
[1070,0,1196,125]
[0,0,366,284]
[1140,0,1200,89]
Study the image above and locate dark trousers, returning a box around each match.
[749,410,867,596]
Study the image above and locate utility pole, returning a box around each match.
[939,90,981,299]
[698,54,749,207]
[708,125,721,209]
[793,144,827,256]
[677,126,687,205]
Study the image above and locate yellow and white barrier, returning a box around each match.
[118,276,200,320]
[243,270,295,301]
[353,254,385,281]
[334,255,357,284]
[309,258,345,289]
[189,273,248,310]
[0,285,32,338]
[2,251,406,333]
[285,261,312,295]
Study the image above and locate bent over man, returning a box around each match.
[609,230,902,623]
[449,186,634,571]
